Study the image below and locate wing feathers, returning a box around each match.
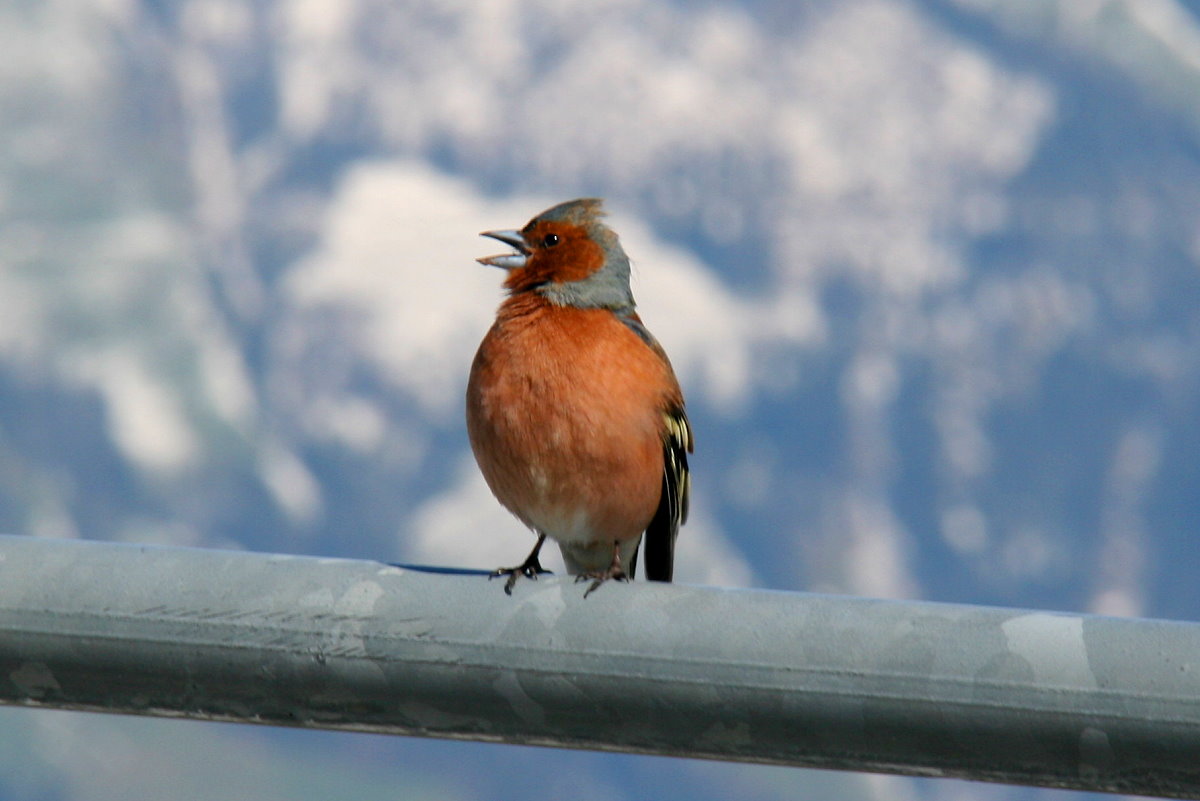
[643,405,692,582]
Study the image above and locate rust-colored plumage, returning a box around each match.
[466,198,692,594]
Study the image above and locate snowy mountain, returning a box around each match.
[2,1,1199,799]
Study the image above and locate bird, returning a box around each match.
[466,198,692,595]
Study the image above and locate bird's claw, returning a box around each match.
[490,560,551,595]
[576,566,629,598]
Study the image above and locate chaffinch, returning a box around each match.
[467,198,692,595]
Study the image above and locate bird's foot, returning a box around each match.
[576,565,629,598]
[490,556,551,595]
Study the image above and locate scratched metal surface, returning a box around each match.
[0,534,1198,798]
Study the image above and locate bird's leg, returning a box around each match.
[578,540,629,597]
[491,532,551,595]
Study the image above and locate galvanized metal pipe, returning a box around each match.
[0,534,1197,797]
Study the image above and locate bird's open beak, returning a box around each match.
[477,229,529,269]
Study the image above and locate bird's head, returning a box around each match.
[478,198,634,310]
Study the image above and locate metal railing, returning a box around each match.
[0,534,1197,798]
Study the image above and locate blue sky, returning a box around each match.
[2,0,1199,799]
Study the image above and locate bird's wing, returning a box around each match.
[642,404,692,582]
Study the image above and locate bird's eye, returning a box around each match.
[542,233,560,248]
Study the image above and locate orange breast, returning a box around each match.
[466,300,679,548]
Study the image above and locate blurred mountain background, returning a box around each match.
[2,0,1199,799]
